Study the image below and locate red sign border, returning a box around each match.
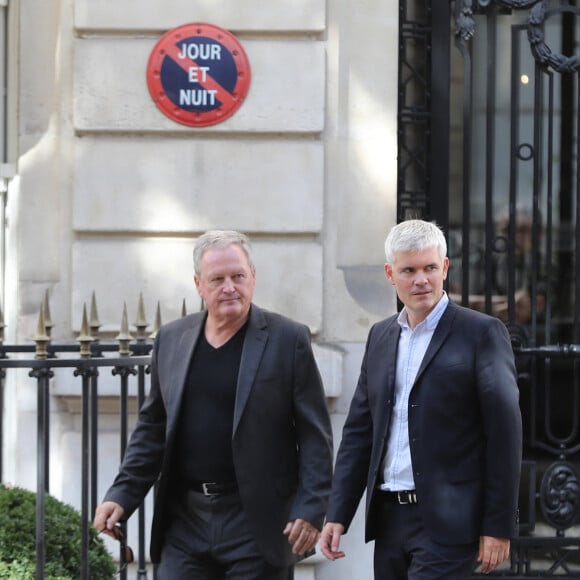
[146,22,251,128]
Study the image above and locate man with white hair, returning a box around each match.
[321,219,522,579]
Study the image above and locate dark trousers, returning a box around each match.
[157,489,293,580]
[374,499,478,580]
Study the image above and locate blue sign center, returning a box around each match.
[160,36,238,112]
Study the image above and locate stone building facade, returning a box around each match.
[2,1,400,578]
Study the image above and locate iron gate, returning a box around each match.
[399,0,580,576]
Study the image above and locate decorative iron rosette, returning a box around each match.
[539,461,580,530]
[528,0,580,73]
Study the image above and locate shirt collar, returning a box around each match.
[397,291,449,331]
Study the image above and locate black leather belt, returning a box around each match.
[191,481,238,497]
[381,490,418,505]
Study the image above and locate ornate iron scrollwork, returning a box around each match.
[455,0,580,75]
[528,1,580,73]
[455,0,542,41]
[494,0,540,8]
[455,0,475,40]
[539,461,580,530]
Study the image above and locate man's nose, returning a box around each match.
[223,278,236,292]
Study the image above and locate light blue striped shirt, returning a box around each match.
[380,292,449,491]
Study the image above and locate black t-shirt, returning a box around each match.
[174,321,247,484]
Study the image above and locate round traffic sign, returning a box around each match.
[146,23,251,127]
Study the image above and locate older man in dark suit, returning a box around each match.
[320,219,522,579]
[94,230,333,579]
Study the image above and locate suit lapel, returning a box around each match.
[414,301,457,383]
[233,305,268,435]
[372,318,400,430]
[165,313,205,429]
[383,320,400,398]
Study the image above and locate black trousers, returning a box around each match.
[373,498,478,580]
[157,489,293,580]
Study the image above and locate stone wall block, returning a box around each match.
[74,38,325,133]
[72,138,323,233]
[71,238,322,331]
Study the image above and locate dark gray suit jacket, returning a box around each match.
[327,300,522,545]
[104,304,333,566]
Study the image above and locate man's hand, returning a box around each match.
[319,522,346,561]
[93,501,125,539]
[283,519,320,555]
[477,536,510,574]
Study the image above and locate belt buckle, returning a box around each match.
[201,482,218,496]
[397,491,417,504]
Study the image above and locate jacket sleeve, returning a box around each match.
[287,325,334,530]
[103,333,167,518]
[325,333,375,532]
[477,317,522,538]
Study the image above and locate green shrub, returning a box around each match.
[0,484,116,579]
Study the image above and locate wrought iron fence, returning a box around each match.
[5,288,580,578]
[0,292,163,579]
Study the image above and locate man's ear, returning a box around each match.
[442,257,450,280]
[384,264,394,284]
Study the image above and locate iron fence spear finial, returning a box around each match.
[34,303,50,360]
[43,290,54,339]
[76,304,94,358]
[89,291,102,339]
[116,303,133,356]
[150,302,162,340]
[134,293,148,343]
[0,301,5,345]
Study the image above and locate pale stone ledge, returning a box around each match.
[74,0,325,33]
[74,39,325,133]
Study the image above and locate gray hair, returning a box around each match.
[193,230,255,276]
[384,219,447,264]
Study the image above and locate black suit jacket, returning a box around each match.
[104,304,333,566]
[327,300,522,544]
